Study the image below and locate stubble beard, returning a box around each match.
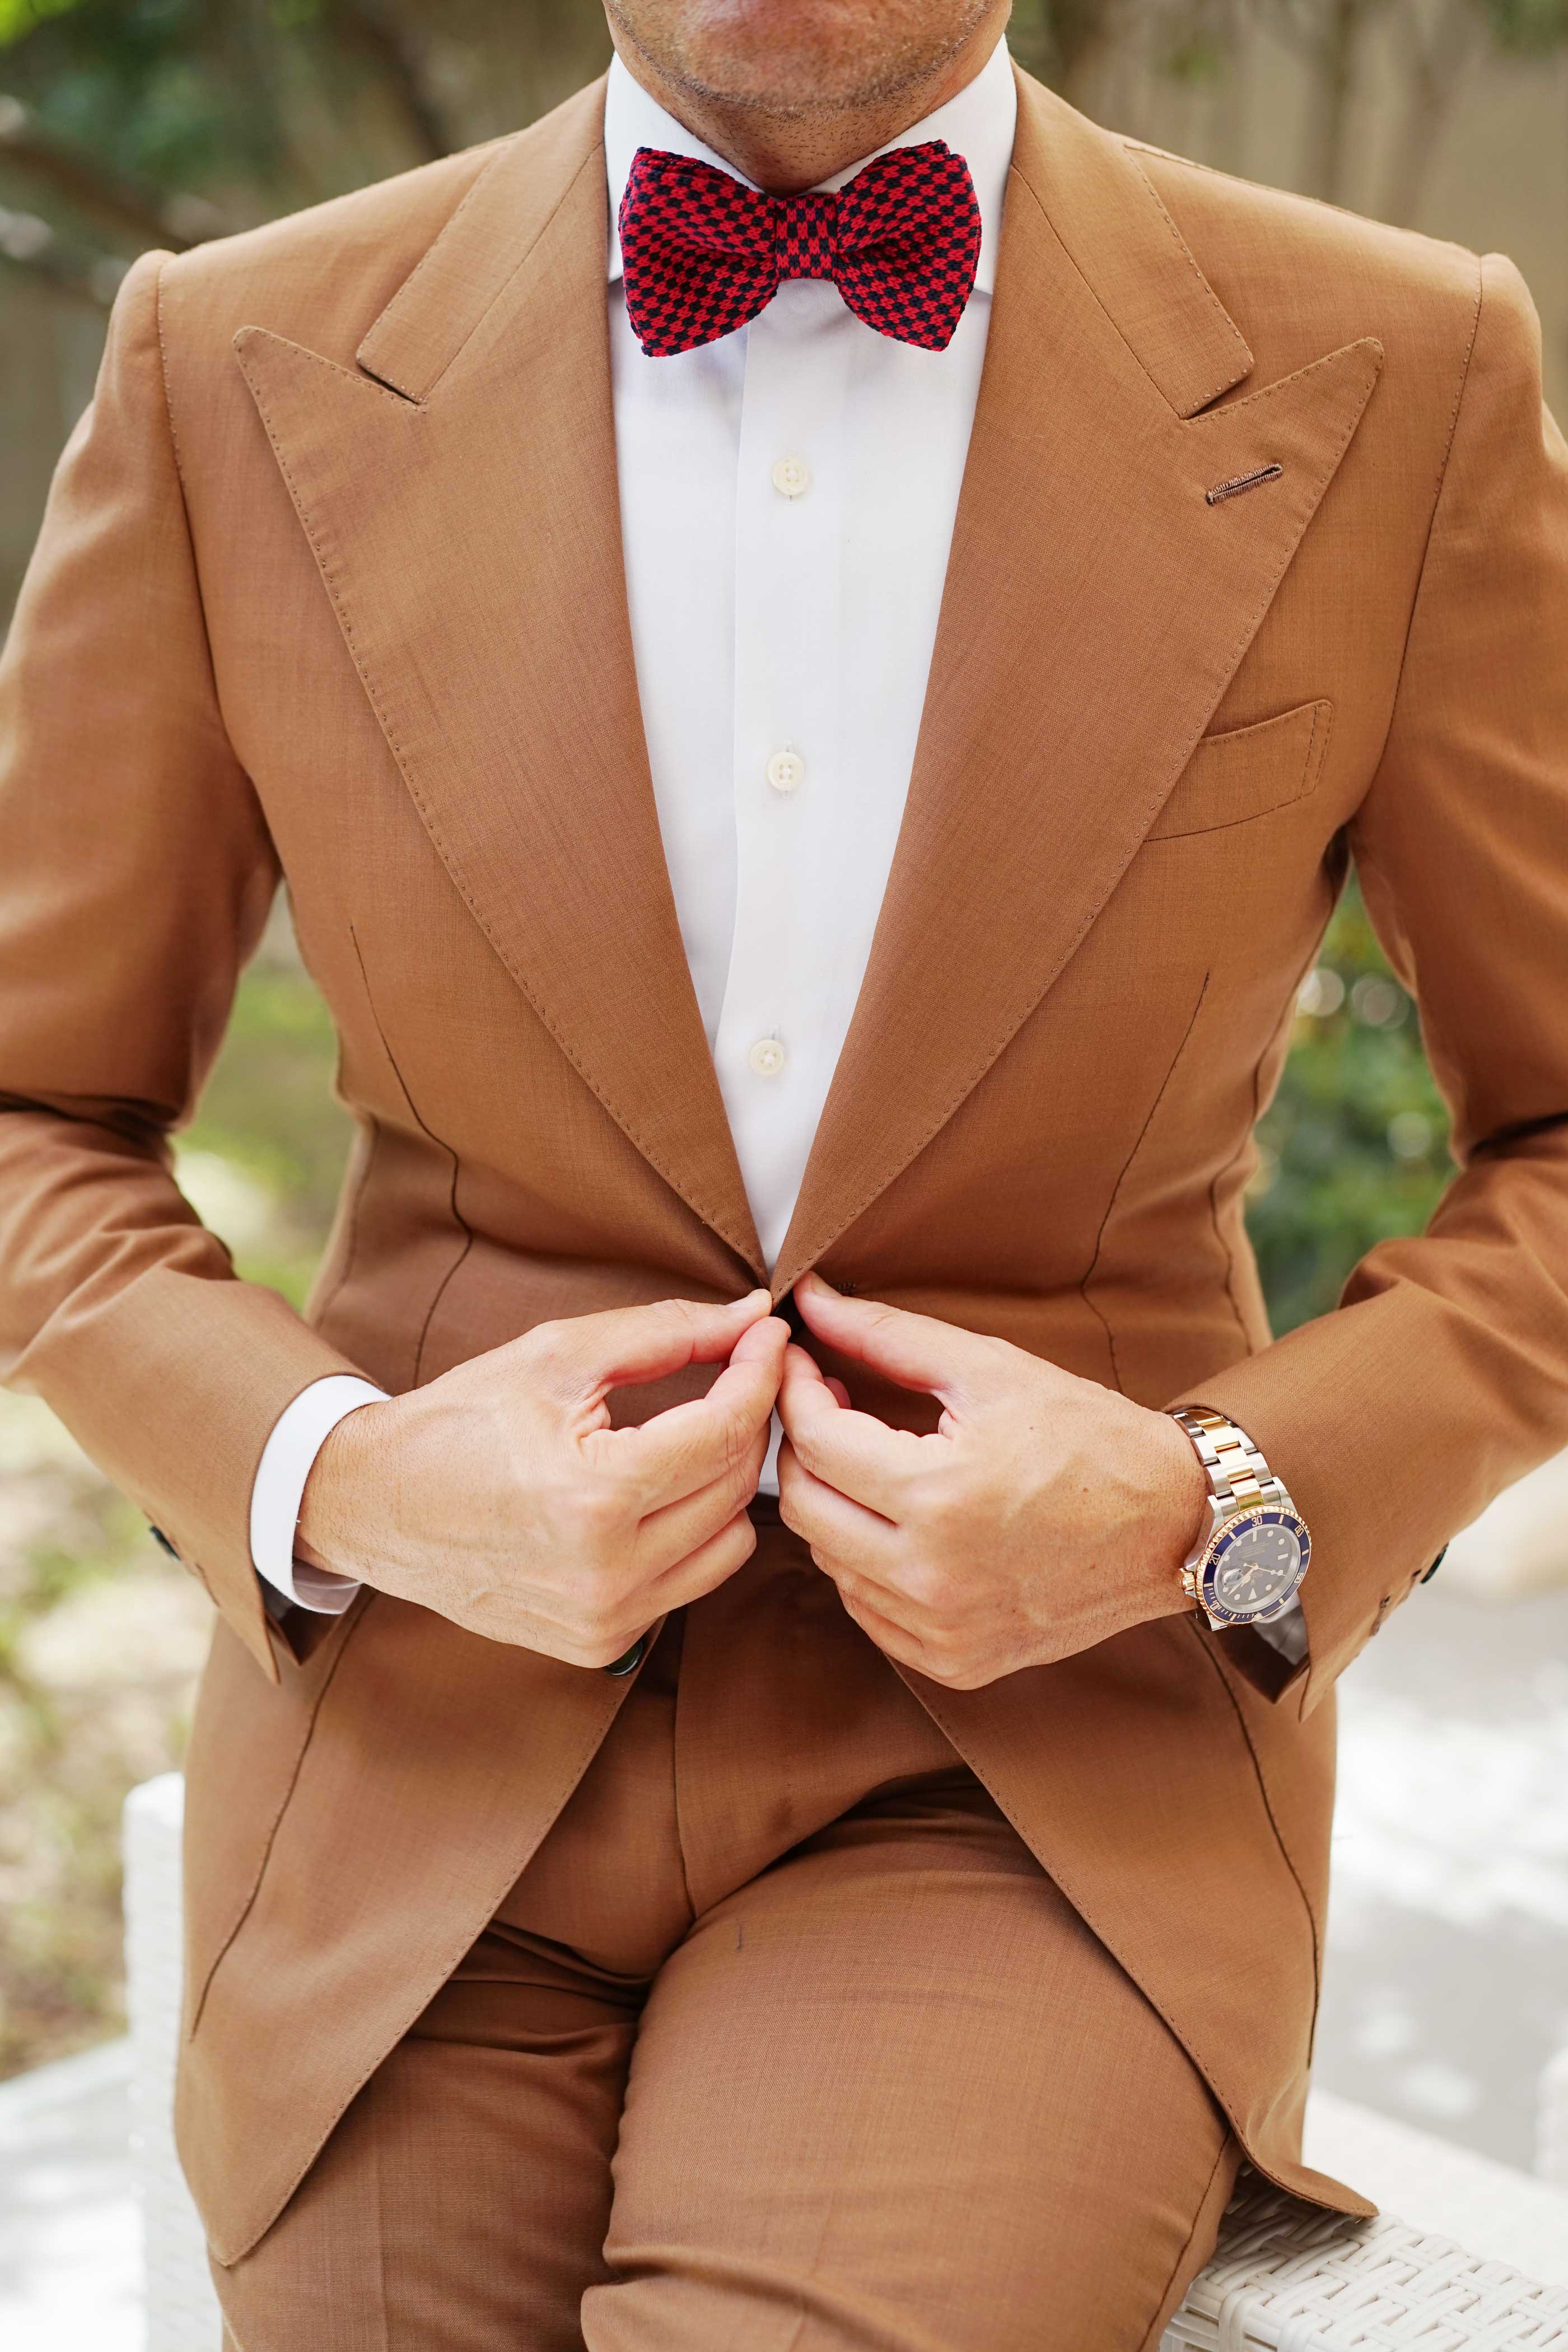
[601,0,997,124]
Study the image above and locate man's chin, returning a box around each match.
[606,0,990,122]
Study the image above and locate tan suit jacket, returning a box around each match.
[3,66,1567,2265]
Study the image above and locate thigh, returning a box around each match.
[585,1781,1238,2352]
[213,1925,637,2352]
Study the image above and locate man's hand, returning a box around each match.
[775,1273,1207,1689]
[297,1291,787,1665]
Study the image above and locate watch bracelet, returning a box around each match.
[1168,1404,1296,1529]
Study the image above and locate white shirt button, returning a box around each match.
[766,748,805,794]
[771,455,811,500]
[747,1037,787,1079]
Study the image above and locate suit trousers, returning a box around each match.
[213,1513,1240,2352]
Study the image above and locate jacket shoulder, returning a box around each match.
[157,143,506,370]
[155,77,604,373]
[1123,138,1483,382]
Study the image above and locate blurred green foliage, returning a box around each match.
[0,1476,149,2074]
[184,942,352,1307]
[1,0,430,207]
[0,0,618,232]
[1252,880,1453,1332]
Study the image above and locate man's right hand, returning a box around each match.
[295,1291,786,1666]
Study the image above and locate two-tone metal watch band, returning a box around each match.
[1169,1405,1294,1526]
[1168,1406,1309,1630]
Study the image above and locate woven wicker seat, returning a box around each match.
[122,1776,1566,2352]
[1160,2179,1568,2349]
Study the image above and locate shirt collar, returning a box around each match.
[603,36,1016,299]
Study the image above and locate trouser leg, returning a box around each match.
[208,1613,696,2352]
[584,1778,1239,2352]
[211,1559,1243,2352]
[211,1920,638,2352]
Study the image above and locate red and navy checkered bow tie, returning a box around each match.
[619,140,982,358]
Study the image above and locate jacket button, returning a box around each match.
[604,1634,649,1678]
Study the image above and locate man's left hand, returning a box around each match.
[776,1273,1208,1689]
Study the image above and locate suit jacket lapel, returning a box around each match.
[771,74,1382,1296]
[235,82,766,1280]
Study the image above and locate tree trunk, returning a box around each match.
[1379,0,1477,226]
[335,1,453,162]
[1054,0,1126,112]
[1202,0,1252,175]
[1301,0,1366,203]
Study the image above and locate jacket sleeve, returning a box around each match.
[1174,253,1568,1716]
[0,251,367,1681]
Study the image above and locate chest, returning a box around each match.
[609,277,991,978]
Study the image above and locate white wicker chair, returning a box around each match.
[123,1774,1568,2352]
[124,1775,221,2352]
[1163,2191,1568,2349]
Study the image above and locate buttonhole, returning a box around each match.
[1205,463,1284,507]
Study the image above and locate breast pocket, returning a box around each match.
[1149,699,1332,840]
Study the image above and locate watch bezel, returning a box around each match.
[1197,1504,1310,1625]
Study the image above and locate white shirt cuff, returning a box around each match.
[250,1374,389,1614]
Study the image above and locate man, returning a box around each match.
[2,0,1566,2340]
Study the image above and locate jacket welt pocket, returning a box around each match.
[1149,699,1332,841]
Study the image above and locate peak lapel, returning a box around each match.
[235,83,764,1279]
[771,76,1381,1296]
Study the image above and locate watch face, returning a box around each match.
[1202,1509,1309,1623]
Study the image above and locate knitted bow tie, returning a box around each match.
[618,139,983,359]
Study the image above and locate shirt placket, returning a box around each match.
[715,285,852,1271]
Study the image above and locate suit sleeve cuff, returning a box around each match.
[250,1375,388,1613]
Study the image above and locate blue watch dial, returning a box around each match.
[1200,1508,1309,1623]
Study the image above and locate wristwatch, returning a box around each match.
[1166,1406,1310,1630]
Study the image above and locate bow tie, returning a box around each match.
[618,140,982,360]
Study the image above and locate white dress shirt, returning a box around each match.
[605,42,1014,1265]
[250,46,1302,1665]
